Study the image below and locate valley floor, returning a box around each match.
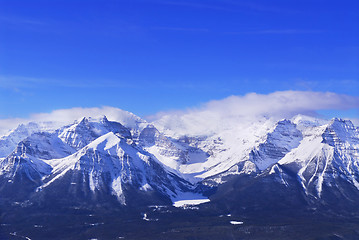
[1,203,359,240]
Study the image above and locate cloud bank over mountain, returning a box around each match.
[0,106,140,135]
[151,91,359,135]
[1,91,358,136]
[202,91,359,119]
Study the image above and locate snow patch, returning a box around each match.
[352,178,359,191]
[112,177,125,204]
[172,192,210,207]
[230,221,244,225]
[142,213,158,222]
[140,183,153,191]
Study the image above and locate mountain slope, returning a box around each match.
[0,122,56,158]
[0,143,52,200]
[279,118,359,198]
[37,132,192,206]
[0,116,195,207]
[208,117,359,216]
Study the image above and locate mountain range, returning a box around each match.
[1,111,359,239]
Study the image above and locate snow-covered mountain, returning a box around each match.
[0,116,195,206]
[1,110,359,212]
[277,118,359,199]
[0,121,58,158]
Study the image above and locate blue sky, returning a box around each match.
[0,0,358,119]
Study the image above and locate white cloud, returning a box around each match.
[0,91,358,136]
[350,118,359,126]
[204,91,359,118]
[0,106,143,136]
[151,91,359,135]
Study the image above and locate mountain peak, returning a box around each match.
[329,117,354,128]
[77,115,109,124]
[276,119,293,127]
[291,114,328,129]
[100,115,109,123]
[322,118,358,146]
[249,118,302,171]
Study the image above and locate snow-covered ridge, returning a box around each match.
[278,117,359,197]
[39,131,185,204]
[0,115,197,205]
[0,121,59,158]
[0,111,358,205]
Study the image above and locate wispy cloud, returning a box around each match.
[152,26,209,32]
[156,1,238,12]
[0,75,141,90]
[0,15,47,26]
[155,0,298,14]
[293,79,359,93]
[222,0,300,14]
[0,75,231,91]
[0,75,48,88]
[0,15,50,33]
[0,75,85,90]
[226,29,323,35]
[152,26,321,35]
